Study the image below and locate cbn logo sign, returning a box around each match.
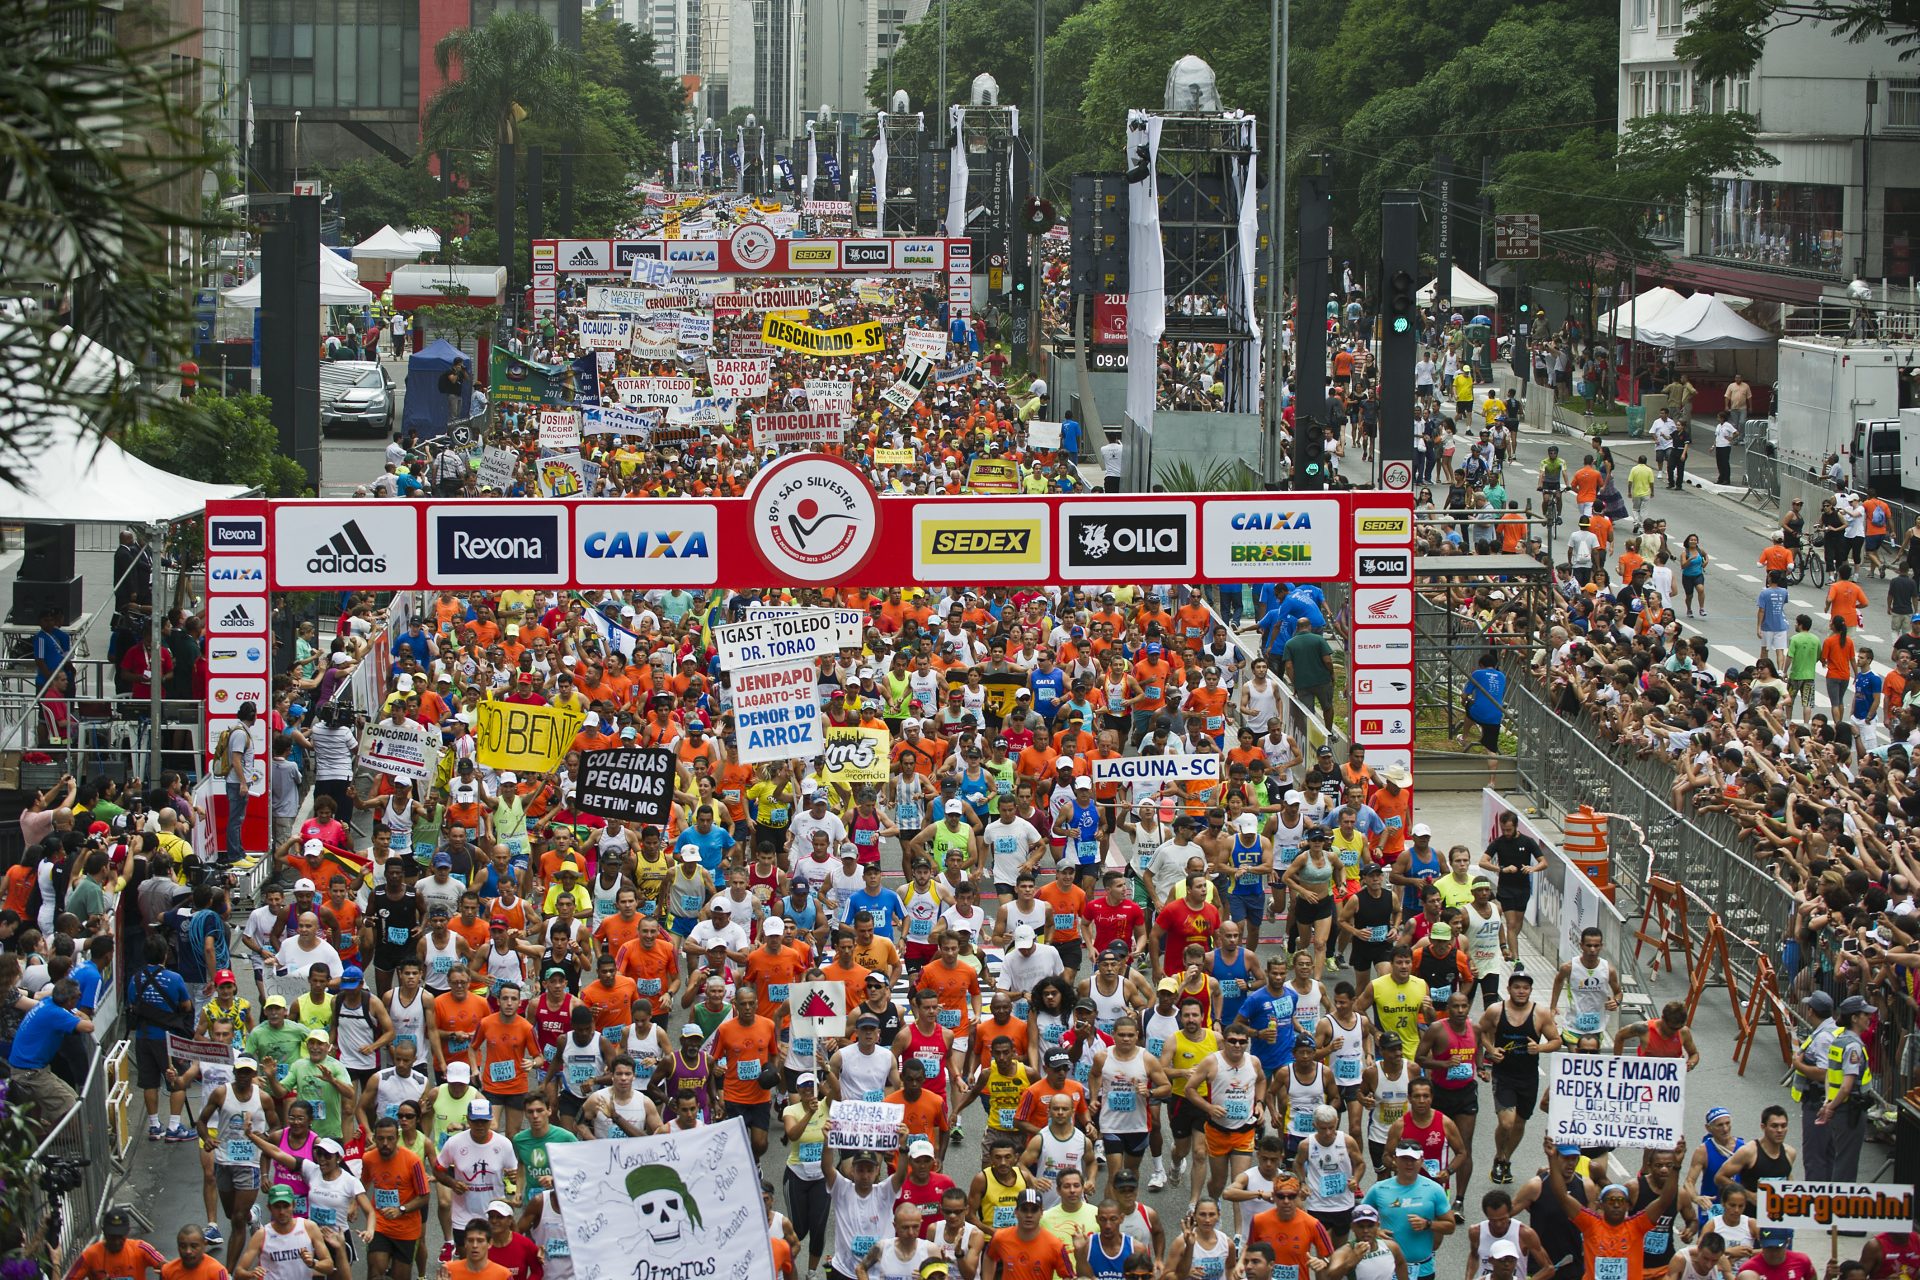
[912,503,1051,581]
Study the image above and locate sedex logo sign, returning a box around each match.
[428,507,565,585]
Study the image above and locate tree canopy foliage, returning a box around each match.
[1675,0,1918,81]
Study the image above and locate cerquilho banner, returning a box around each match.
[1545,1054,1684,1150]
[761,315,888,357]
[1088,754,1222,786]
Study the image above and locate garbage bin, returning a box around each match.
[1624,405,1646,436]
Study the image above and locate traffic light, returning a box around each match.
[1517,288,1532,318]
[1021,196,1058,235]
[1012,274,1029,299]
[1386,269,1417,334]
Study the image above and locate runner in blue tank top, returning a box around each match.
[1209,928,1253,1028]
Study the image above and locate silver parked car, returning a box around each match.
[320,360,395,435]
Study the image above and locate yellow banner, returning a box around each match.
[664,210,682,240]
[762,315,888,357]
[822,725,891,786]
[966,458,1020,493]
[475,700,585,774]
[874,448,915,465]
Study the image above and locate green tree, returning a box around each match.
[321,156,443,243]
[1675,0,1918,81]
[0,0,227,486]
[122,392,310,497]
[426,11,583,157]
[580,10,687,165]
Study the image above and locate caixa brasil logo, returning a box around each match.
[1227,508,1315,563]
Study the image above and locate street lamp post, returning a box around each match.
[1261,0,1288,483]
[937,0,948,143]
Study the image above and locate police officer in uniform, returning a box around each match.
[1817,996,1873,1179]
[1787,992,1836,1176]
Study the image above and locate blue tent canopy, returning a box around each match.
[403,338,471,438]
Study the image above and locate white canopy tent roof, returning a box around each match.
[1417,265,1497,309]
[1636,292,1774,350]
[0,332,252,524]
[351,224,430,260]
[220,248,374,308]
[1597,286,1688,344]
[402,227,441,253]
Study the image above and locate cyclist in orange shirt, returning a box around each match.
[710,987,781,1156]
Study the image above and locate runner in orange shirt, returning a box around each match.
[359,1116,431,1268]
[742,919,812,1028]
[159,1228,230,1280]
[433,963,489,1071]
[578,953,640,1040]
[66,1210,167,1280]
[915,932,981,1051]
[473,985,543,1133]
[614,915,681,1017]
[710,987,781,1156]
[984,1192,1076,1280]
[1546,1146,1678,1280]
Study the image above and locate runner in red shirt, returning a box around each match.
[484,1203,544,1280]
[1151,874,1221,978]
[1082,871,1145,957]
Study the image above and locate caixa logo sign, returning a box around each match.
[207,557,266,588]
[428,506,568,585]
[575,504,721,587]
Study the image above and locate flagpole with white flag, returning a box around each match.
[243,82,255,210]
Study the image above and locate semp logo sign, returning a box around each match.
[1057,502,1195,581]
[427,506,567,586]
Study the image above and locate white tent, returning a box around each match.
[1416,265,1497,309]
[220,248,373,308]
[1636,292,1774,350]
[351,224,429,260]
[0,333,251,523]
[1597,286,1687,344]
[402,227,442,253]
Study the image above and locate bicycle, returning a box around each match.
[1787,547,1826,589]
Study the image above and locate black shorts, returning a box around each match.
[1350,942,1391,972]
[1496,881,1530,914]
[1311,1208,1353,1237]
[728,1099,772,1132]
[1168,1096,1204,1138]
[556,1090,590,1120]
[1476,721,1502,751]
[1294,895,1335,924]
[483,1089,527,1111]
[1492,1076,1538,1117]
[1056,941,1084,973]
[1338,1084,1362,1104]
[1432,1085,1479,1118]
[367,1233,416,1261]
[135,1036,177,1090]
[1103,1131,1150,1157]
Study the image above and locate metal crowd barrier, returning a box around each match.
[23,1043,132,1269]
[1499,660,1798,987]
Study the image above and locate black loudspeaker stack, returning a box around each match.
[10,524,82,625]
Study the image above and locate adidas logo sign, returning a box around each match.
[218,602,256,628]
[307,520,388,574]
[568,245,601,267]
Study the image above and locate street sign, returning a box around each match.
[1494,214,1541,260]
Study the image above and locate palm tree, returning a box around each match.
[425,11,583,156]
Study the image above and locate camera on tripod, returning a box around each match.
[37,1156,89,1196]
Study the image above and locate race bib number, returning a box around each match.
[1572,1011,1602,1033]
[798,1142,823,1165]
[909,917,933,939]
[1446,1062,1474,1081]
[863,1089,884,1103]
[1108,1087,1135,1112]
[1595,1260,1629,1280]
[1423,1158,1442,1178]
[897,804,918,825]
[313,1206,337,1227]
[677,893,702,916]
[1147,1037,1167,1056]
[1013,999,1029,1020]
[994,837,1018,856]
[225,1138,253,1163]
[793,1037,815,1057]
[993,1207,1016,1229]
[1224,1098,1252,1124]
[736,1058,761,1081]
[1335,1058,1362,1084]
[1290,1108,1315,1135]
[1077,840,1098,863]
[1645,1233,1670,1255]
[937,1009,961,1029]
[1277,1267,1299,1280]
[636,978,662,996]
[855,829,876,846]
[1052,913,1076,933]
[768,983,789,1003]
[374,1189,400,1210]
[1220,979,1243,999]
[852,1236,877,1260]
[386,926,410,946]
[490,1060,516,1084]
[1320,1172,1349,1197]
[996,777,1013,796]
[996,1107,1017,1129]
[917,1053,944,1078]
[308,1095,327,1121]
[1368,925,1390,942]
[546,1238,571,1260]
[1430,985,1452,1005]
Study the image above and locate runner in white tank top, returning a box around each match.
[1300,1124,1357,1216]
[1089,976,1134,1036]
[370,1063,428,1121]
[622,1020,670,1093]
[211,1078,269,1169]
[421,933,461,994]
[1034,1124,1090,1210]
[332,996,383,1074]
[835,1042,896,1102]
[1095,1044,1151,1136]
[1366,1058,1412,1153]
[1473,1217,1525,1276]
[1142,1007,1181,1061]
[258,1215,322,1280]
[1184,1223,1233,1280]
[1351,1237,1400,1280]
[481,940,526,1000]
[558,1031,605,1102]
[1462,897,1507,998]
[529,1193,573,1280]
[386,986,428,1064]
[1285,1061,1330,1143]
[1232,1159,1277,1239]
[1320,1012,1369,1096]
[381,797,413,844]
[1240,680,1280,736]
[1002,897,1047,938]
[1560,956,1615,1042]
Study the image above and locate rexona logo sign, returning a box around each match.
[428,506,566,585]
[912,503,1050,581]
[575,504,721,586]
[1057,502,1195,580]
[1200,498,1341,580]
